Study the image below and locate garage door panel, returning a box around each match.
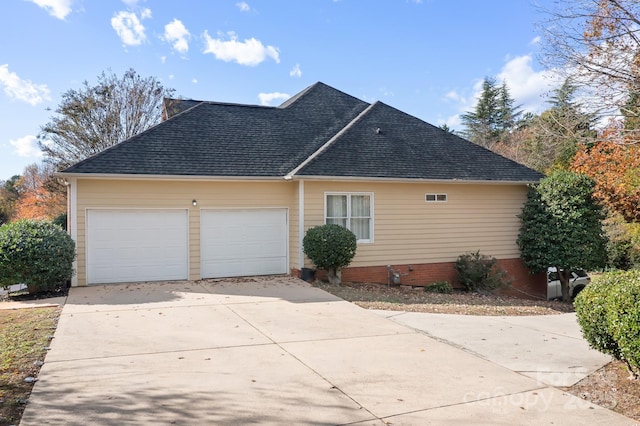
[201,209,287,278]
[87,209,189,284]
[204,259,285,278]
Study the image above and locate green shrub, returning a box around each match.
[0,219,76,294]
[604,270,640,378]
[303,224,357,285]
[53,212,68,231]
[454,251,510,293]
[574,274,622,360]
[603,212,640,270]
[575,270,640,379]
[424,281,453,294]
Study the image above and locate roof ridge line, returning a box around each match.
[284,101,377,179]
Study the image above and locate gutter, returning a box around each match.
[55,172,288,182]
[286,175,540,185]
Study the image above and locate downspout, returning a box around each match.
[298,179,305,270]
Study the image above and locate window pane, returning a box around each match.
[351,195,370,217]
[326,218,347,228]
[426,194,436,201]
[327,195,347,217]
[351,218,370,240]
[436,194,447,201]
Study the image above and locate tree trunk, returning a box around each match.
[327,267,342,285]
[559,268,572,303]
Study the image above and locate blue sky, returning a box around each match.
[0,0,560,179]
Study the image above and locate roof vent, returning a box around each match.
[376,127,382,134]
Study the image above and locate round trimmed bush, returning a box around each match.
[303,224,357,285]
[0,219,76,294]
[604,270,640,378]
[574,274,622,360]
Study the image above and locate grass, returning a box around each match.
[0,307,60,426]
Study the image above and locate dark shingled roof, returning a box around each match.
[162,98,203,120]
[297,102,543,182]
[63,82,543,182]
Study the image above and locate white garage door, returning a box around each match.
[201,209,287,278]
[87,209,189,284]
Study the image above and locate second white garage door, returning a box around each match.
[201,209,288,278]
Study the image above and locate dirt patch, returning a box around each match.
[562,360,640,421]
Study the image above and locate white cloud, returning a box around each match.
[444,90,460,101]
[164,19,190,53]
[140,7,151,19]
[496,54,561,114]
[203,31,280,66]
[27,0,72,20]
[289,63,302,78]
[192,78,198,84]
[160,55,166,63]
[258,92,290,106]
[168,74,174,80]
[10,135,42,158]
[0,64,50,105]
[111,10,149,46]
[236,2,251,12]
[530,35,541,45]
[442,54,562,128]
[380,87,394,97]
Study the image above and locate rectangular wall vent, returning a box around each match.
[425,193,447,202]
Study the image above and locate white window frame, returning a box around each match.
[425,193,447,203]
[324,192,374,243]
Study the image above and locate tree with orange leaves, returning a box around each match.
[13,163,66,221]
[572,138,640,222]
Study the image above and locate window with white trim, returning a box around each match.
[425,193,447,202]
[325,193,373,242]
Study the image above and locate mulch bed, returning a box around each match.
[0,285,69,303]
[314,281,574,316]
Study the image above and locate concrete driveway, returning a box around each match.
[374,311,612,387]
[20,277,636,425]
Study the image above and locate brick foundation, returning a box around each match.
[293,258,547,300]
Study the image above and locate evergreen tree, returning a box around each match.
[522,78,597,172]
[622,85,640,137]
[461,77,521,148]
[518,171,607,302]
[497,81,522,134]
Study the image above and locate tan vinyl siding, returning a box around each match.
[303,181,528,268]
[75,179,296,286]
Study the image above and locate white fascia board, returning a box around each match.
[290,175,539,185]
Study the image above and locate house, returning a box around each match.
[59,82,547,297]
